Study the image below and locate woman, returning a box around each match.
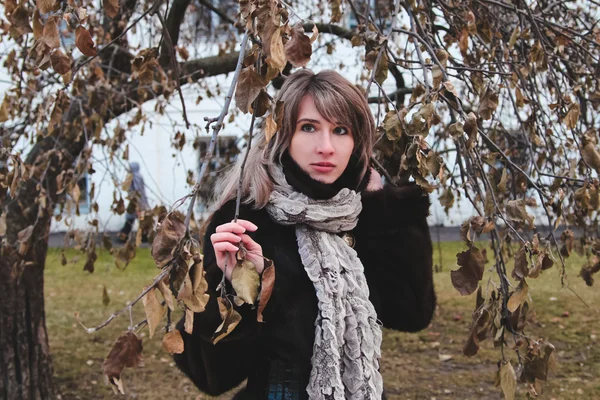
[174,69,435,399]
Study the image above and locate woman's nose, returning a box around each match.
[316,132,335,155]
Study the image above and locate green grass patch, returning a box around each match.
[45,243,600,399]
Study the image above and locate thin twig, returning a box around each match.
[154,9,190,129]
[75,265,172,333]
[183,31,250,228]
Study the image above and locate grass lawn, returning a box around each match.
[45,242,600,400]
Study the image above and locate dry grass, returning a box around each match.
[44,242,599,400]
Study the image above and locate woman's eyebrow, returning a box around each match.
[297,118,321,124]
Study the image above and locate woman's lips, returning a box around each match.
[311,163,336,173]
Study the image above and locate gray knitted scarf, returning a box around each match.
[265,164,383,400]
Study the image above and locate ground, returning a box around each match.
[45,242,599,400]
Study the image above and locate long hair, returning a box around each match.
[215,69,375,208]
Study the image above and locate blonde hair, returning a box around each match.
[215,69,375,209]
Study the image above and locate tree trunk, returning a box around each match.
[0,235,54,400]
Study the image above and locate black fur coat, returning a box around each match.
[173,181,435,398]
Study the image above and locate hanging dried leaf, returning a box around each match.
[162,329,184,354]
[75,26,97,57]
[114,240,136,269]
[494,361,517,400]
[250,90,271,118]
[102,285,110,306]
[375,51,389,85]
[478,86,499,120]
[212,297,242,344]
[268,27,287,72]
[235,66,265,114]
[51,49,71,75]
[32,10,44,40]
[582,142,600,174]
[265,112,278,143]
[37,0,55,14]
[451,246,486,295]
[383,109,405,141]
[102,331,143,395]
[257,259,275,322]
[505,199,534,227]
[157,279,175,311]
[519,341,556,384]
[151,211,186,268]
[285,23,312,68]
[184,308,194,334]
[562,102,580,130]
[178,256,210,312]
[231,258,260,305]
[507,279,529,313]
[42,16,60,49]
[142,287,166,338]
[512,246,528,280]
[103,0,120,19]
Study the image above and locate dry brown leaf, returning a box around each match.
[37,0,55,14]
[309,23,319,43]
[563,102,580,130]
[231,258,260,305]
[478,86,499,120]
[142,287,166,339]
[451,246,486,295]
[284,23,312,68]
[103,0,120,19]
[375,51,389,85]
[512,246,528,280]
[184,308,194,334]
[507,279,529,313]
[505,199,533,227]
[235,66,265,114]
[157,279,175,311]
[519,341,555,384]
[102,331,143,395]
[265,112,278,143]
[151,211,186,268]
[257,259,275,322]
[42,16,60,49]
[212,297,242,344]
[495,361,517,400]
[582,142,600,174]
[268,27,287,72]
[102,285,110,306]
[162,330,184,354]
[32,10,44,40]
[75,26,97,56]
[51,49,71,75]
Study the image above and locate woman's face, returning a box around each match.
[288,96,355,184]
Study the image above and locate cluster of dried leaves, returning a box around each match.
[97,210,275,393]
[2,0,600,398]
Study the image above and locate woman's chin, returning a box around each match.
[309,173,338,184]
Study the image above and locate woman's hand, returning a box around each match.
[210,219,264,281]
[366,167,383,191]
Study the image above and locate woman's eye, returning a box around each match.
[334,127,349,135]
[301,124,316,132]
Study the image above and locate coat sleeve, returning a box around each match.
[173,201,259,395]
[355,183,436,332]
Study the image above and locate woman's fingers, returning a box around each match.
[234,219,258,231]
[213,241,239,253]
[210,232,242,245]
[215,219,258,234]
